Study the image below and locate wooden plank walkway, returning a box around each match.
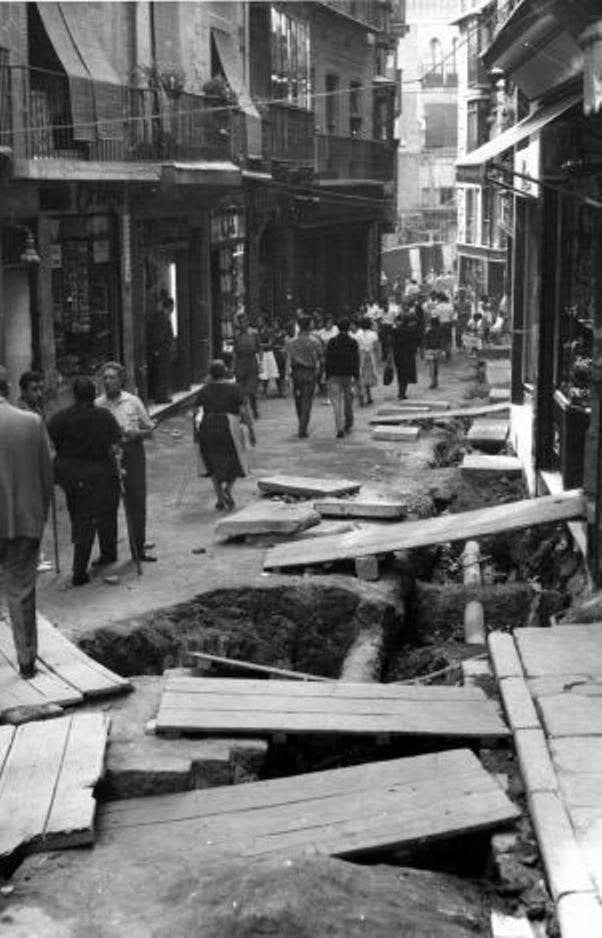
[370,401,510,425]
[263,491,584,571]
[155,675,510,739]
[0,613,131,719]
[0,713,109,863]
[314,498,407,520]
[98,748,519,860]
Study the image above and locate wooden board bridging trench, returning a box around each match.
[155,675,510,740]
[98,748,519,861]
[0,614,131,720]
[370,402,510,425]
[0,712,109,862]
[263,491,584,572]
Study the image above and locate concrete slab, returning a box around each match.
[258,476,362,498]
[83,676,267,798]
[215,501,320,542]
[372,427,421,442]
[466,419,509,450]
[315,498,407,520]
[461,454,522,476]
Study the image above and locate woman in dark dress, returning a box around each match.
[232,313,261,418]
[194,360,255,511]
[390,308,419,400]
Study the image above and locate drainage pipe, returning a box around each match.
[462,539,486,644]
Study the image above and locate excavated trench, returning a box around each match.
[74,466,585,936]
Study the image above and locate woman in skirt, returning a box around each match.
[194,360,256,511]
[356,316,380,405]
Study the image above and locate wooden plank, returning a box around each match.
[371,426,421,441]
[515,625,602,678]
[99,749,519,860]
[192,652,331,682]
[0,725,15,775]
[461,454,522,475]
[0,718,69,861]
[557,894,602,938]
[36,614,131,698]
[42,713,108,850]
[514,728,558,794]
[257,476,361,498]
[489,388,510,403]
[377,400,451,413]
[370,402,510,425]
[155,676,508,739]
[0,621,82,715]
[264,491,585,571]
[498,677,540,731]
[314,498,407,520]
[214,502,320,542]
[488,631,525,679]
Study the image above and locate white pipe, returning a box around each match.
[462,539,486,644]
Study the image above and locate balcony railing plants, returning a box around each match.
[8,64,246,164]
[315,133,395,182]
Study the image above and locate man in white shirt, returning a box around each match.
[96,362,156,563]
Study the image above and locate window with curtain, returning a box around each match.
[349,80,362,136]
[270,6,310,108]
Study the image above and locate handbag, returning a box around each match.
[383,362,394,386]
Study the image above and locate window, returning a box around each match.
[349,81,362,136]
[430,38,443,78]
[466,99,489,152]
[447,37,459,86]
[325,73,339,134]
[424,102,457,148]
[270,6,310,108]
[465,188,480,244]
[439,187,454,206]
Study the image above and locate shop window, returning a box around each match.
[51,214,119,379]
[270,6,311,108]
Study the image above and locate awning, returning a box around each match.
[456,92,582,184]
[36,3,95,141]
[212,29,262,159]
[161,161,242,188]
[59,4,125,139]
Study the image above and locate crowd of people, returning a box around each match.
[0,270,508,683]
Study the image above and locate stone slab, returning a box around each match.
[498,676,540,731]
[258,476,361,498]
[466,419,509,449]
[371,426,421,441]
[489,387,510,402]
[488,632,525,679]
[315,498,407,520]
[557,893,602,938]
[461,454,522,476]
[514,728,558,794]
[527,790,594,901]
[516,626,602,678]
[215,501,320,542]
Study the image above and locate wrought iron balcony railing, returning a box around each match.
[315,133,395,182]
[5,64,246,164]
[261,101,315,165]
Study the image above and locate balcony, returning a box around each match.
[315,134,395,182]
[6,65,246,165]
[261,102,314,166]
[318,1,391,33]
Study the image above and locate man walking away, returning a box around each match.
[96,362,157,563]
[0,366,53,678]
[325,318,359,439]
[285,315,321,438]
[48,378,122,586]
[17,370,45,415]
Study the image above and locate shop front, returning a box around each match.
[209,205,246,358]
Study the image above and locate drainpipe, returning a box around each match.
[462,539,486,644]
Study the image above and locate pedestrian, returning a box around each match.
[257,317,280,397]
[285,315,322,438]
[424,314,443,389]
[147,296,175,404]
[435,291,454,360]
[271,319,288,397]
[325,317,359,438]
[232,313,261,419]
[194,359,255,510]
[96,362,157,563]
[391,308,419,400]
[356,316,380,406]
[17,370,45,414]
[48,377,122,585]
[0,366,53,678]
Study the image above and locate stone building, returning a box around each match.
[0,1,403,405]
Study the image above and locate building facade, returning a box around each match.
[0,1,403,405]
[396,0,460,267]
[456,0,602,583]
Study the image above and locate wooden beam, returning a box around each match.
[191,652,331,682]
[263,491,584,570]
[370,402,510,424]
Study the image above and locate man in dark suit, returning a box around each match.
[325,318,360,439]
[0,366,53,678]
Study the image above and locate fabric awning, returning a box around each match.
[59,4,125,139]
[456,92,582,184]
[36,2,95,141]
[212,28,262,159]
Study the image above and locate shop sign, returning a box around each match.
[93,240,110,264]
[514,137,540,199]
[50,244,62,269]
[211,209,245,244]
